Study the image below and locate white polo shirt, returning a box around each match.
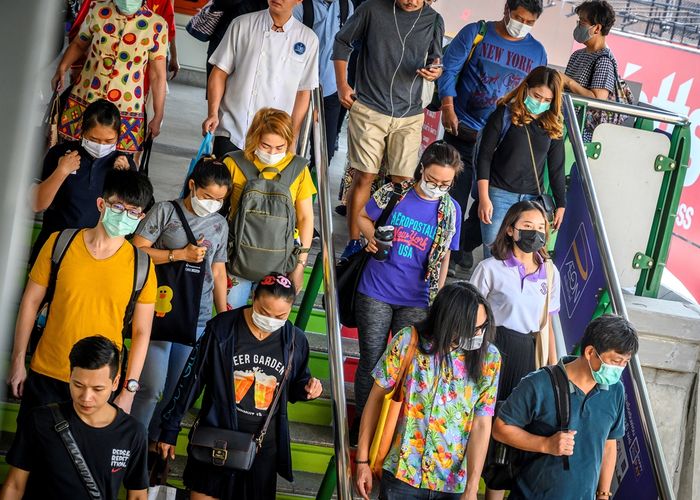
[209,9,320,148]
[470,253,561,334]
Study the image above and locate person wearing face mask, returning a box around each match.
[476,66,566,258]
[437,0,547,274]
[51,0,168,153]
[129,159,232,450]
[222,108,316,303]
[156,273,323,500]
[30,99,136,266]
[493,314,637,500]
[8,169,157,426]
[561,0,620,142]
[354,282,501,500]
[350,141,462,444]
[469,200,561,500]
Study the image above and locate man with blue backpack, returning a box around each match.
[437,0,548,272]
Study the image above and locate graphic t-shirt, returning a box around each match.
[7,402,148,499]
[233,315,285,426]
[358,189,462,308]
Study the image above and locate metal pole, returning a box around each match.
[297,103,314,158]
[311,88,353,499]
[563,94,676,500]
[568,93,690,125]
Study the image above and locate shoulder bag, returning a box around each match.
[524,125,556,222]
[534,259,555,369]
[186,0,224,42]
[189,329,296,471]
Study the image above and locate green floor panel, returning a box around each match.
[307,351,330,380]
[289,307,327,335]
[287,398,332,426]
[277,495,313,500]
[290,442,333,475]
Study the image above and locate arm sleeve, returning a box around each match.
[213,219,229,263]
[299,36,320,90]
[428,14,444,62]
[40,145,62,181]
[208,18,238,73]
[497,373,540,427]
[77,1,96,43]
[371,327,413,390]
[294,166,318,201]
[475,106,506,181]
[28,232,59,288]
[288,331,312,404]
[134,201,168,243]
[547,138,566,208]
[474,347,501,417]
[136,263,158,304]
[469,261,492,301]
[332,2,368,61]
[608,387,626,439]
[591,56,617,93]
[159,328,214,445]
[148,18,169,61]
[5,411,39,471]
[437,23,477,100]
[122,425,148,491]
[449,202,462,252]
[364,195,381,222]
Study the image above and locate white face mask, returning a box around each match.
[252,309,286,333]
[191,193,223,217]
[82,138,116,158]
[459,334,484,351]
[255,148,287,166]
[505,13,532,39]
[419,178,445,200]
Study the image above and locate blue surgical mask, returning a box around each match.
[589,350,625,386]
[102,207,140,238]
[114,0,142,15]
[524,95,551,115]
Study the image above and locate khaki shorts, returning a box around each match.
[346,100,424,178]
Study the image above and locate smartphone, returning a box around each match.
[425,63,444,70]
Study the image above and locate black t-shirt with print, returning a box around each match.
[233,315,286,432]
[7,401,148,499]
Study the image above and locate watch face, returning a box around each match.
[126,380,139,392]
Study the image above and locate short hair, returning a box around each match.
[575,0,616,36]
[82,99,121,135]
[580,314,639,355]
[253,272,297,303]
[102,169,153,210]
[490,200,551,261]
[183,157,233,198]
[507,0,544,17]
[69,335,121,380]
[243,108,294,163]
[412,140,463,182]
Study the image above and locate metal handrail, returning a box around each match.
[310,87,353,500]
[563,94,676,500]
[568,92,690,126]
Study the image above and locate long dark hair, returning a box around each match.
[490,200,551,261]
[182,157,232,198]
[415,282,495,380]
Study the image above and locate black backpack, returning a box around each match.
[301,0,350,29]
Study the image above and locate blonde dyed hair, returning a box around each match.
[244,108,294,162]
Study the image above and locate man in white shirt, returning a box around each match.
[203,0,320,157]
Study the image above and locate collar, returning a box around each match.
[503,251,547,282]
[266,9,295,32]
[558,356,609,392]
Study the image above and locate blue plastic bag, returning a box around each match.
[181,133,213,197]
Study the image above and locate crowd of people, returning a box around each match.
[0,0,639,499]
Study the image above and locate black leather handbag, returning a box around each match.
[189,330,296,471]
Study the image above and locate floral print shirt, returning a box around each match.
[372,327,501,493]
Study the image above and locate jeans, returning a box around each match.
[131,326,206,441]
[354,292,427,418]
[481,186,538,258]
[379,472,462,500]
[228,274,254,309]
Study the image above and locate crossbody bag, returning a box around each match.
[524,125,556,222]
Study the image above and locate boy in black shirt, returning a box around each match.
[1,336,148,500]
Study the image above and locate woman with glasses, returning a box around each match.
[470,200,561,500]
[350,141,463,443]
[354,282,501,500]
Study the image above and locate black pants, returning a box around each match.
[213,136,240,159]
[444,132,482,254]
[16,369,70,427]
[310,92,342,167]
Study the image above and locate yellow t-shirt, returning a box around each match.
[29,230,157,382]
[223,152,317,218]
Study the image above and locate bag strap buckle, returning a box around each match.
[54,421,69,433]
[212,440,228,466]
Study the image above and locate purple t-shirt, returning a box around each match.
[357,189,462,307]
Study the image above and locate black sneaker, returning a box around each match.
[335,205,347,217]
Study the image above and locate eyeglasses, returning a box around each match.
[105,201,144,220]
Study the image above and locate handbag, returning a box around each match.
[189,329,296,471]
[150,201,207,346]
[44,91,61,148]
[148,457,178,500]
[186,1,224,42]
[369,327,418,477]
[335,189,402,327]
[524,125,556,222]
[534,260,554,369]
[180,132,213,197]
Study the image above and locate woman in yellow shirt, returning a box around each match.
[223,108,316,306]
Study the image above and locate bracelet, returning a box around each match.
[168,250,175,262]
[440,103,454,109]
[297,260,307,268]
[596,491,612,497]
[354,459,369,465]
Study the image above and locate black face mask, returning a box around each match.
[514,228,546,253]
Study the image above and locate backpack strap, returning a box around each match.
[48,403,102,499]
[170,200,198,246]
[543,365,571,471]
[467,20,488,63]
[302,0,314,28]
[45,229,81,314]
[277,155,309,189]
[227,151,261,183]
[121,246,151,340]
[340,0,349,27]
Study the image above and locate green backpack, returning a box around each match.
[226,151,308,282]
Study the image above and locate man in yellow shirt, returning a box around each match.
[8,170,157,422]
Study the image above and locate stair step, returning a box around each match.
[277,470,379,499]
[306,332,360,359]
[319,379,355,404]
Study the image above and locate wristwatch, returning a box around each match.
[168,250,175,262]
[124,379,140,393]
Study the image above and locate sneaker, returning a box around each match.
[461,251,474,270]
[335,205,347,217]
[447,258,457,277]
[340,239,363,262]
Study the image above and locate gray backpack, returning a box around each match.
[226,151,308,281]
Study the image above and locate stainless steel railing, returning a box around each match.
[568,93,690,126]
[309,87,353,500]
[563,94,676,500]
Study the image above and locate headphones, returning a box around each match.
[389,1,425,119]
